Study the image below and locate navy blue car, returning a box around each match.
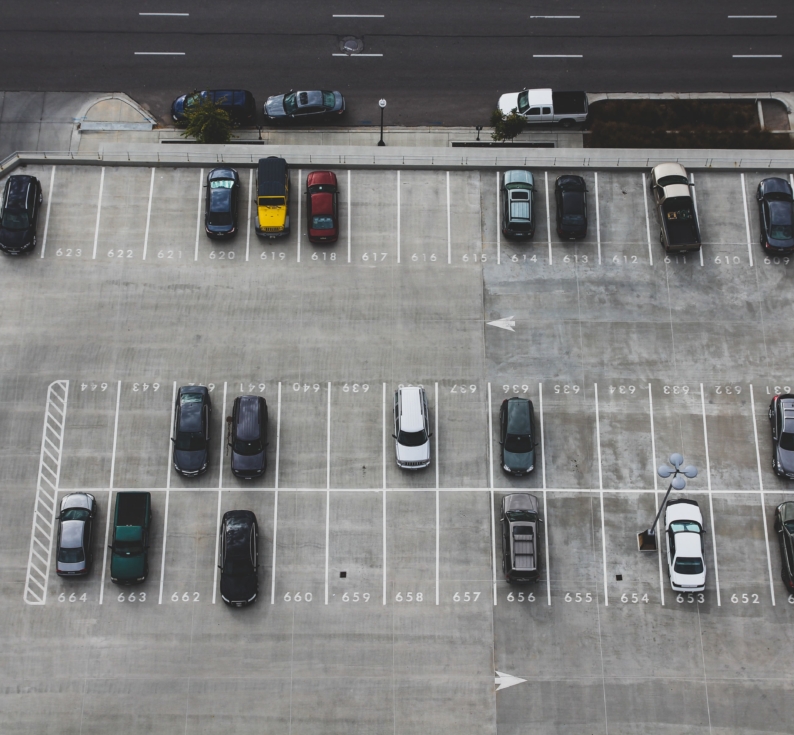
[219,510,259,607]
[171,90,256,126]
[172,386,212,477]
[205,168,240,238]
[0,174,42,255]
[757,177,794,254]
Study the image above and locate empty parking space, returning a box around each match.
[438,380,486,488]
[42,165,101,259]
[400,171,447,264]
[599,171,652,264]
[350,169,397,265]
[95,166,153,261]
[695,172,752,261]
[386,491,436,603]
[145,167,202,264]
[329,380,381,490]
[448,171,483,265]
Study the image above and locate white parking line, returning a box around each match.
[397,171,401,263]
[740,173,754,266]
[40,166,55,259]
[159,382,176,604]
[488,383,496,605]
[194,168,203,262]
[496,172,501,265]
[642,172,653,266]
[347,170,352,263]
[700,384,721,605]
[594,171,601,264]
[142,168,155,260]
[325,382,331,604]
[92,167,105,260]
[446,172,451,264]
[750,385,776,605]
[99,382,121,605]
[246,169,252,262]
[435,382,440,605]
[212,382,228,604]
[540,382,551,606]
[297,169,302,263]
[689,173,704,267]
[271,382,281,604]
[648,384,665,605]
[545,172,552,263]
[594,383,608,605]
[382,382,387,605]
[109,381,121,486]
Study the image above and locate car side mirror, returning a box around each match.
[498,440,504,445]
[170,437,175,443]
[428,432,433,438]
[391,434,397,440]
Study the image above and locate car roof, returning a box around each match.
[5,175,33,205]
[210,188,232,212]
[521,88,553,107]
[179,401,203,432]
[675,532,702,556]
[258,157,288,196]
[663,183,692,199]
[506,399,532,434]
[504,493,539,513]
[562,190,585,214]
[653,162,688,180]
[399,387,425,432]
[769,200,793,225]
[310,191,334,216]
[235,395,263,441]
[557,175,586,191]
[296,90,324,108]
[223,510,256,545]
[780,501,794,522]
[60,520,85,549]
[504,170,534,187]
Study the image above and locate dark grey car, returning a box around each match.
[56,493,96,576]
[173,386,212,477]
[769,394,794,479]
[774,501,794,591]
[228,395,268,479]
[757,177,794,254]
[500,493,542,583]
[500,397,537,476]
[0,174,42,255]
[205,168,240,238]
[263,90,345,123]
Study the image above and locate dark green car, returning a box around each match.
[500,398,536,476]
[109,492,152,584]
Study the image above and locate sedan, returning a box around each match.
[219,510,259,607]
[306,171,339,243]
[757,177,794,254]
[664,499,706,592]
[263,90,345,123]
[172,385,211,477]
[499,398,536,476]
[769,393,794,478]
[56,493,96,576]
[0,174,42,255]
[555,175,587,239]
[774,501,794,591]
[501,170,535,239]
[205,168,240,238]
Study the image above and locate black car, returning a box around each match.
[228,395,268,479]
[0,174,42,255]
[56,493,96,577]
[769,394,794,479]
[171,90,257,126]
[555,174,588,239]
[774,501,794,591]
[172,386,212,477]
[500,493,542,583]
[263,90,345,123]
[219,510,259,606]
[500,398,537,476]
[205,168,240,238]
[757,177,794,254]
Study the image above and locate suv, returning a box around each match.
[769,394,794,479]
[205,168,240,238]
[774,501,794,591]
[171,90,257,126]
[501,170,535,239]
[218,510,259,607]
[664,499,706,592]
[500,493,542,583]
[255,157,290,238]
[0,174,42,255]
[393,386,431,469]
[228,395,268,479]
[499,398,536,476]
[172,386,212,477]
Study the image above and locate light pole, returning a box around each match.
[637,453,698,551]
[378,98,386,146]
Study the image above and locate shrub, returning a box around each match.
[180,99,233,144]
[490,108,526,142]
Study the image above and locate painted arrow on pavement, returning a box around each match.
[487,317,515,332]
[495,671,526,691]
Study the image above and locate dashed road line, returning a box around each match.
[446,172,452,264]
[533,54,583,58]
[733,54,781,58]
[325,382,331,604]
[648,383,664,605]
[397,171,401,263]
[159,382,176,604]
[134,51,185,56]
[297,169,302,263]
[347,170,352,263]
[24,380,69,605]
[382,382,387,605]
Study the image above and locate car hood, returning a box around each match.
[498,93,520,115]
[0,227,32,248]
[777,447,794,474]
[265,95,287,117]
[231,450,266,474]
[174,448,208,472]
[396,442,430,463]
[221,571,257,603]
[503,449,534,471]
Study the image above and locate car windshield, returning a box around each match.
[785,520,794,532]
[233,438,263,456]
[658,175,689,187]
[283,93,297,114]
[223,556,253,577]
[674,557,704,574]
[61,508,89,522]
[58,546,84,563]
[210,179,234,189]
[312,215,334,230]
[1,210,29,230]
[670,521,701,533]
[516,91,529,114]
[562,214,585,226]
[780,432,794,451]
[504,433,532,454]
[322,91,336,108]
[398,429,427,447]
[175,431,206,452]
[770,224,793,240]
[185,93,203,108]
[114,540,143,556]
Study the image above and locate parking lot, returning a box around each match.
[2,162,794,734]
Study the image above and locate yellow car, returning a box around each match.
[255,157,290,238]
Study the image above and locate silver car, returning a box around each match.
[393,386,432,469]
[56,493,96,577]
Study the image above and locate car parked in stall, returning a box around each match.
[501,170,535,239]
[218,510,259,607]
[228,395,268,479]
[55,493,96,577]
[499,398,537,476]
[205,168,240,239]
[555,175,588,239]
[664,499,706,592]
[263,90,345,123]
[0,174,42,255]
[774,501,794,591]
[769,393,794,479]
[500,493,542,583]
[172,385,212,477]
[306,171,339,243]
[393,386,432,469]
[757,177,794,254]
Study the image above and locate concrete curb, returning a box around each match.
[69,93,157,149]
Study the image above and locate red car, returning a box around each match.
[306,171,338,243]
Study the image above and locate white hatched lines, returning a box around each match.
[24,380,69,605]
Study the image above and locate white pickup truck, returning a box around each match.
[497,88,588,127]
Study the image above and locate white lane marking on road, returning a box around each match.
[533,54,583,58]
[750,385,776,605]
[435,382,440,605]
[297,169,302,263]
[271,382,282,604]
[689,173,704,267]
[594,383,608,606]
[446,171,451,264]
[159,381,176,604]
[325,382,331,604]
[531,15,580,18]
[347,170,352,263]
[212,382,228,604]
[540,383,551,606]
[139,12,190,16]
[740,173,754,266]
[333,14,384,17]
[642,172,653,266]
[396,171,401,263]
[648,383,664,606]
[40,166,55,258]
[700,384,720,606]
[594,171,601,264]
[545,171,552,263]
[496,171,501,265]
[728,15,776,18]
[24,380,68,605]
[92,167,105,259]
[331,53,384,57]
[733,54,781,58]
[488,383,496,606]
[382,382,387,605]
[142,168,155,260]
[194,168,203,262]
[246,169,252,262]
[134,52,185,55]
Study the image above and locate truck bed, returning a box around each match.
[551,91,588,115]
[115,492,150,527]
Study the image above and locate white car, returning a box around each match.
[664,499,707,592]
[393,386,431,469]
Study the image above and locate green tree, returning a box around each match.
[490,108,525,143]
[180,98,234,144]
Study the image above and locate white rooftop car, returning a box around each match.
[393,386,432,469]
[664,499,707,592]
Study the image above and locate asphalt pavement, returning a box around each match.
[1,1,793,125]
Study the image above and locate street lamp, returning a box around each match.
[378,98,386,146]
[637,453,698,551]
